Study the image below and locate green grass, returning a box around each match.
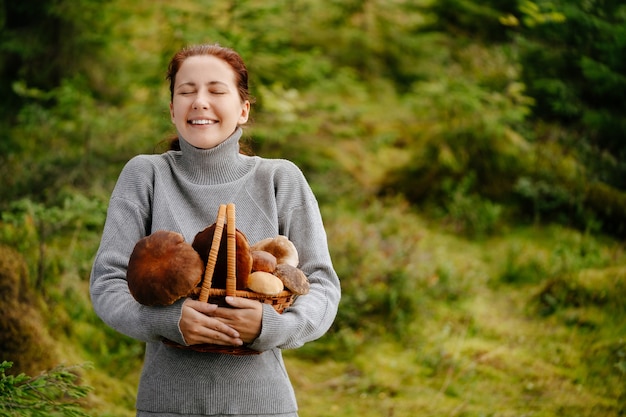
[285,311,623,416]
[2,197,623,417]
[63,203,622,417]
[280,214,626,417]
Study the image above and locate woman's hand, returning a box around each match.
[179,299,243,346]
[212,296,263,344]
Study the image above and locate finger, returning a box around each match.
[214,298,264,324]
[223,296,259,309]
[212,297,263,344]
[184,299,219,314]
[196,321,244,346]
[180,300,242,345]
[185,317,243,346]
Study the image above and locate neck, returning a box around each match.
[175,128,251,184]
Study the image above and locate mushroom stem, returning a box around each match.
[198,204,227,302]
[226,203,237,297]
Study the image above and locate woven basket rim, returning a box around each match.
[207,288,294,299]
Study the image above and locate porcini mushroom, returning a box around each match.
[126,230,204,306]
[192,224,253,290]
[248,271,285,296]
[274,263,310,295]
[251,250,278,273]
[250,235,299,267]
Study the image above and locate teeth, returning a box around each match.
[189,119,216,125]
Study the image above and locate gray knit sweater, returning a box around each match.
[89,128,341,416]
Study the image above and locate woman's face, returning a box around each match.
[169,55,250,149]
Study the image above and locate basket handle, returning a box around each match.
[198,204,227,303]
[226,203,237,297]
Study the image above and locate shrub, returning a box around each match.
[325,199,425,339]
[0,361,92,417]
[534,266,626,317]
[325,197,472,342]
[439,174,503,238]
[0,245,58,376]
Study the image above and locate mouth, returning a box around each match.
[188,119,218,125]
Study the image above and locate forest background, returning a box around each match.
[0,0,625,416]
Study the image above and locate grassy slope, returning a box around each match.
[41,200,626,417]
[284,221,625,417]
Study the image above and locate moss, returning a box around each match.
[533,265,626,319]
[0,245,29,305]
[0,245,58,375]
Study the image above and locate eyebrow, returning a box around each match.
[175,81,230,90]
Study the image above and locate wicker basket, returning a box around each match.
[164,203,296,355]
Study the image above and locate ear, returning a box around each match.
[169,102,175,123]
[238,100,250,125]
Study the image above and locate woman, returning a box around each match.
[90,43,341,416]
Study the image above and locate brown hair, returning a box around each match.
[164,43,254,152]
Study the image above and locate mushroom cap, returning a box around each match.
[251,250,277,273]
[192,224,253,290]
[250,235,299,267]
[248,271,285,296]
[274,263,310,295]
[127,230,204,306]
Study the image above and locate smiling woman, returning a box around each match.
[168,54,250,149]
[89,43,341,417]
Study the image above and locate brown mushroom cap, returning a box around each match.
[251,250,277,273]
[250,235,299,267]
[127,230,204,306]
[274,263,310,295]
[192,224,253,290]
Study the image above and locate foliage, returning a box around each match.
[291,222,626,416]
[0,192,106,292]
[431,0,518,41]
[0,245,58,376]
[496,226,612,285]
[0,361,92,417]
[0,0,116,158]
[379,41,533,237]
[416,0,626,237]
[438,174,504,238]
[325,198,428,340]
[513,0,626,206]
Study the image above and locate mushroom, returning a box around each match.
[192,224,253,290]
[251,250,277,273]
[248,271,285,296]
[274,263,310,295]
[250,236,299,267]
[126,230,204,306]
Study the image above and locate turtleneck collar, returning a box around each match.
[174,127,253,185]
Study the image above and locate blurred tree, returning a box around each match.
[377,0,626,237]
[431,0,518,41]
[514,1,626,189]
[0,0,112,126]
[501,1,626,235]
[0,0,117,206]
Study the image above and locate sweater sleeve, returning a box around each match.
[248,163,341,352]
[89,157,187,345]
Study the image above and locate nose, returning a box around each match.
[192,91,210,110]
